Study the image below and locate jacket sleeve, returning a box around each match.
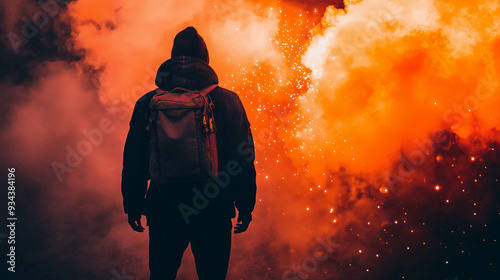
[228,97,257,221]
[121,98,151,216]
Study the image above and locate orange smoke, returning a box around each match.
[68,0,500,177]
[294,0,500,178]
[61,0,500,278]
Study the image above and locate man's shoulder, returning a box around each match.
[129,90,156,124]
[212,86,244,107]
[135,90,157,108]
[133,86,245,110]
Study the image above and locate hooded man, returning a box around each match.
[121,27,257,280]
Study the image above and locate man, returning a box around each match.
[121,27,257,280]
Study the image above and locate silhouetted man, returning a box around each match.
[121,27,257,280]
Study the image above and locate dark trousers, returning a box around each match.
[148,216,232,280]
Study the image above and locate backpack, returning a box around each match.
[147,85,218,184]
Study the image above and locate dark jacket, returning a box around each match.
[121,56,257,222]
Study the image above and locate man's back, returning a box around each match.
[121,27,256,280]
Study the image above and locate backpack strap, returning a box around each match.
[200,85,218,133]
[200,84,218,96]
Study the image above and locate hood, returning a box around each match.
[171,26,209,63]
[154,56,219,90]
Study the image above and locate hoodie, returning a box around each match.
[121,27,257,223]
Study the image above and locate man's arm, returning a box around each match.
[121,96,152,232]
[228,96,257,232]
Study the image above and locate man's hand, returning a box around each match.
[234,218,251,234]
[128,214,145,232]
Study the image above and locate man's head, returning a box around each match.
[171,26,209,63]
